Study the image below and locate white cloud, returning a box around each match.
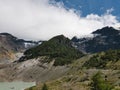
[0,0,120,40]
[106,8,114,14]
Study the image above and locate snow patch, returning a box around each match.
[24,42,36,48]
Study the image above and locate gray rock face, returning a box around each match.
[0,57,69,82]
[0,33,40,64]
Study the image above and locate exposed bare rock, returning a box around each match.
[0,33,40,64]
[0,57,69,82]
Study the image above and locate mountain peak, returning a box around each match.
[49,35,71,45]
[92,26,120,36]
[50,35,68,40]
[0,32,17,39]
[72,26,120,53]
[20,35,84,66]
[0,32,13,36]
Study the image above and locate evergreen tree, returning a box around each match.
[42,83,48,90]
[91,72,113,90]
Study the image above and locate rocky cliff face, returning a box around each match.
[0,33,24,52]
[0,33,40,63]
[72,27,120,53]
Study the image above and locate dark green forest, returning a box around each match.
[20,35,84,66]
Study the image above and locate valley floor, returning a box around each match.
[0,55,120,90]
[26,55,120,90]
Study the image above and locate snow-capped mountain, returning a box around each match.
[72,26,120,53]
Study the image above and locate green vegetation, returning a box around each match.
[91,72,113,90]
[21,35,84,66]
[28,86,36,90]
[25,55,120,90]
[83,49,120,69]
[42,84,48,90]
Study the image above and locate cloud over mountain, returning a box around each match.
[0,0,120,40]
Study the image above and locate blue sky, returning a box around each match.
[54,0,120,19]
